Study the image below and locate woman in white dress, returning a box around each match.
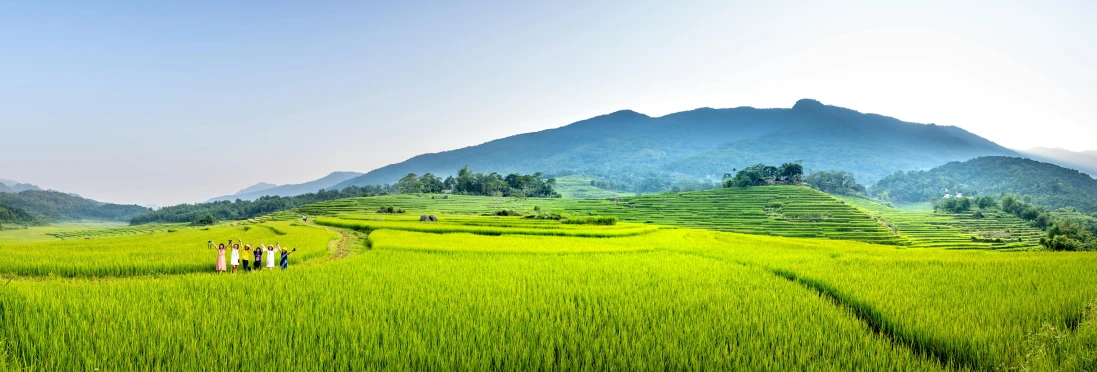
[230,244,241,274]
[265,242,278,269]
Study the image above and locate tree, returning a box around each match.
[443,176,456,192]
[397,173,423,194]
[419,173,444,194]
[779,163,804,182]
[194,213,218,226]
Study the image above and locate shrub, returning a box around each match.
[562,216,619,225]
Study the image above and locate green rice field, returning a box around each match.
[1,186,1094,370]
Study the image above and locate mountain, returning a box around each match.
[872,156,1097,212]
[333,99,1017,190]
[205,171,363,202]
[0,190,149,222]
[1020,147,1097,178]
[0,179,42,193]
[234,182,279,195]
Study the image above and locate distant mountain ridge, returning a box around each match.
[1020,147,1097,178]
[0,179,42,193]
[234,182,279,195]
[206,171,363,202]
[873,156,1097,212]
[332,99,1018,190]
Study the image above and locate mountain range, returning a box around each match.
[330,99,1017,190]
[0,179,42,193]
[205,171,363,202]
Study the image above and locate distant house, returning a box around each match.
[943,194,952,199]
[955,192,963,198]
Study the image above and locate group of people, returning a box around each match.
[212,239,297,273]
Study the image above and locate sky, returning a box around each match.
[1,0,1095,206]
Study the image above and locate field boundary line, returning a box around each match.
[668,249,975,371]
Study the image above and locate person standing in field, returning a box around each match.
[230,243,241,274]
[253,244,263,271]
[278,242,296,270]
[215,243,227,273]
[241,245,252,272]
[265,243,277,269]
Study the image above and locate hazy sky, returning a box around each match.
[2,0,1095,206]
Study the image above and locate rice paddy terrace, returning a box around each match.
[838,196,1045,250]
[301,186,904,243]
[300,186,1046,249]
[3,206,1095,370]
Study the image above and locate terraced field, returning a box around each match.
[47,222,194,240]
[301,186,906,244]
[838,196,1044,250]
[553,175,634,198]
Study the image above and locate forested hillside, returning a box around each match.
[0,190,148,222]
[332,99,1015,191]
[872,157,1097,212]
[0,204,42,226]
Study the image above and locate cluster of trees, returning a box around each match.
[803,170,867,195]
[934,196,997,213]
[1000,195,1054,229]
[129,185,391,225]
[396,167,560,198]
[1043,219,1097,251]
[992,194,1095,251]
[0,190,148,222]
[722,163,804,188]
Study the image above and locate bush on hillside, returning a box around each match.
[562,216,619,225]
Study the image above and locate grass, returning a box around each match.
[0,221,128,242]
[0,221,338,277]
[2,186,1095,370]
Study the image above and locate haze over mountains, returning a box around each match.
[330,99,1017,190]
[205,171,363,202]
[0,179,42,193]
[1020,148,1097,178]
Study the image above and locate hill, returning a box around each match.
[0,204,42,226]
[205,171,362,202]
[1020,147,1097,178]
[332,99,1016,190]
[0,190,149,222]
[872,156,1097,212]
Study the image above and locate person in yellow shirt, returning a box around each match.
[241,245,252,272]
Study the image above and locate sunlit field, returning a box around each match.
[2,188,1095,370]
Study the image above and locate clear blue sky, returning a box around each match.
[2,0,1095,206]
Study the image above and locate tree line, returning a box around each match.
[130,185,392,225]
[722,163,804,188]
[396,167,561,198]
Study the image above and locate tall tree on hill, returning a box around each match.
[419,173,445,193]
[779,163,804,182]
[397,173,423,194]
